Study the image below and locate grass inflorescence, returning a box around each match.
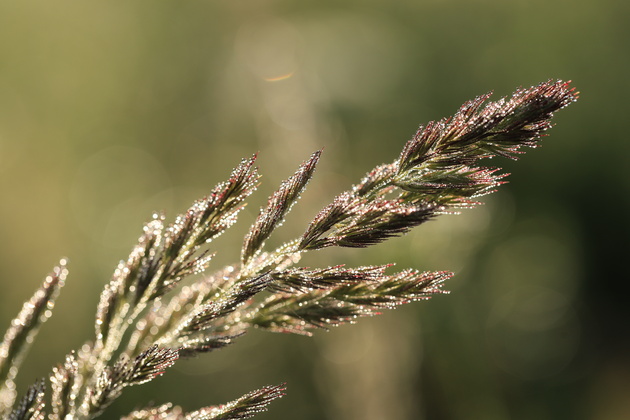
[0,80,577,419]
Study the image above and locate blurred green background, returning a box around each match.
[0,0,627,419]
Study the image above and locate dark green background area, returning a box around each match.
[0,1,627,419]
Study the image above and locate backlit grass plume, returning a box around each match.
[0,80,577,419]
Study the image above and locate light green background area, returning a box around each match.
[0,1,627,419]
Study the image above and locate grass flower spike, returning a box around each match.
[0,80,577,419]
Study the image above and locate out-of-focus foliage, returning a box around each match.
[0,1,626,419]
